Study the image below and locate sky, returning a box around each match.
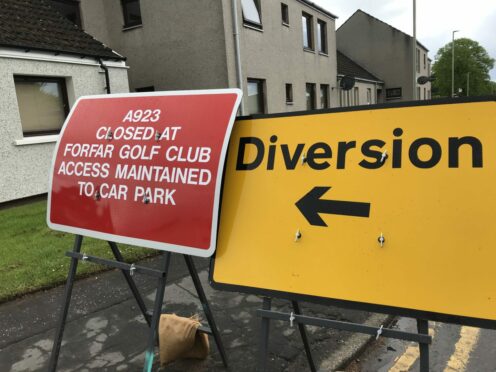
[314,0,496,80]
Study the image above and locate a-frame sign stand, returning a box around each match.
[48,235,228,372]
[256,297,432,372]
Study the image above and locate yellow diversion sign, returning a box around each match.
[212,99,496,327]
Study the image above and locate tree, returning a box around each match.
[431,38,494,97]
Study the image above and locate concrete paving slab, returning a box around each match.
[0,255,387,371]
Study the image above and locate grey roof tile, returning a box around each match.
[337,50,383,82]
[0,0,124,60]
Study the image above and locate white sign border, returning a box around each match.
[47,88,242,258]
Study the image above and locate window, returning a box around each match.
[317,20,327,54]
[340,89,350,107]
[353,87,359,105]
[247,79,265,114]
[424,87,426,100]
[121,0,142,28]
[136,86,155,92]
[423,53,426,70]
[302,13,313,50]
[50,0,81,27]
[386,87,402,100]
[367,88,372,104]
[242,0,262,28]
[416,48,420,73]
[320,84,329,108]
[285,83,293,104]
[14,76,69,136]
[417,86,421,100]
[306,83,316,110]
[281,3,289,25]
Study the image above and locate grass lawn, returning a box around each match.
[0,199,156,303]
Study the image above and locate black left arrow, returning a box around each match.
[295,186,370,227]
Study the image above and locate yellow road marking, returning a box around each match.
[389,324,436,372]
[444,326,481,372]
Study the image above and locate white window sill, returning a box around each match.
[243,23,264,32]
[14,135,59,146]
[122,24,143,32]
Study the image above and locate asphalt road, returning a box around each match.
[344,317,496,372]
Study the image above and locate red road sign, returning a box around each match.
[47,89,242,257]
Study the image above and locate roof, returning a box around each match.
[339,9,429,52]
[298,0,337,19]
[337,51,383,82]
[0,0,124,60]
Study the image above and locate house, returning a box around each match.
[336,50,384,106]
[0,0,129,203]
[79,0,339,114]
[337,9,431,103]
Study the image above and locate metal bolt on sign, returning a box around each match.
[295,229,302,242]
[378,233,385,247]
[105,130,113,141]
[380,150,388,163]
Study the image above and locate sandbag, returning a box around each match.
[158,313,209,366]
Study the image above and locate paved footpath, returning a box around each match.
[0,254,387,371]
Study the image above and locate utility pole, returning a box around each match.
[466,72,470,96]
[451,30,459,97]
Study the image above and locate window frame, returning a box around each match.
[242,0,263,29]
[416,48,420,73]
[320,84,329,108]
[302,12,314,50]
[247,78,266,114]
[14,75,70,137]
[317,19,327,54]
[306,83,316,110]
[366,88,372,104]
[281,3,289,25]
[285,83,293,104]
[121,0,142,28]
[353,86,359,105]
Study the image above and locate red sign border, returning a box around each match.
[47,89,242,257]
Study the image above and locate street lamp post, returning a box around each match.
[466,72,470,97]
[452,30,459,97]
[412,0,417,100]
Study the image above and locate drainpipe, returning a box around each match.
[231,0,245,115]
[98,58,111,94]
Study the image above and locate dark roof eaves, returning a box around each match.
[337,73,384,84]
[0,43,126,61]
[297,0,338,19]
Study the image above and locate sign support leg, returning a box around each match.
[183,255,228,367]
[292,301,316,372]
[417,319,430,372]
[108,241,151,326]
[143,252,171,372]
[258,297,272,372]
[48,235,83,372]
